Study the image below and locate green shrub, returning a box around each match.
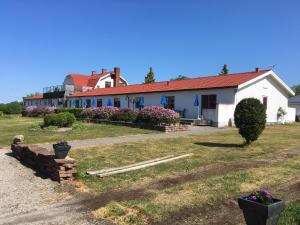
[0,111,3,117]
[0,102,22,114]
[55,108,83,118]
[296,115,299,122]
[111,108,138,122]
[234,98,266,145]
[44,112,76,127]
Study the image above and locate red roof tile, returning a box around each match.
[68,71,113,87]
[68,70,269,98]
[24,95,43,100]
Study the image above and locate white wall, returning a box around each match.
[236,76,295,123]
[95,75,128,88]
[69,88,236,126]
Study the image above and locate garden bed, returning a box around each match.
[80,118,189,132]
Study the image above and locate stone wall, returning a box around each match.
[11,144,76,183]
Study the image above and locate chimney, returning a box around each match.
[255,67,260,73]
[92,71,97,75]
[114,67,120,87]
[102,68,107,74]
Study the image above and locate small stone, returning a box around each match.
[13,135,24,144]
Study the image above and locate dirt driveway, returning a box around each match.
[0,148,107,225]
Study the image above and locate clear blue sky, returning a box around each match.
[0,0,299,103]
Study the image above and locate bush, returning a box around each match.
[0,102,22,114]
[80,107,119,120]
[55,108,83,118]
[111,108,138,122]
[234,98,266,145]
[22,106,55,117]
[44,112,76,127]
[136,106,180,125]
[0,111,3,117]
[296,115,300,122]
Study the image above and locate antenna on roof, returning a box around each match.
[267,64,277,70]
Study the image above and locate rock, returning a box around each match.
[13,135,24,144]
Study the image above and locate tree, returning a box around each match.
[291,84,300,95]
[171,75,189,81]
[234,98,266,145]
[0,101,22,114]
[144,67,155,84]
[219,64,229,75]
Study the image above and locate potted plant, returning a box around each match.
[53,140,71,159]
[238,190,285,225]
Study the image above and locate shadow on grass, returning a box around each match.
[194,142,245,148]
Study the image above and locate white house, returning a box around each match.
[23,67,128,108]
[65,68,295,127]
[289,95,300,116]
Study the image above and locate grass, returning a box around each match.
[0,115,158,147]
[71,124,300,225]
[278,200,300,225]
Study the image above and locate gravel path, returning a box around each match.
[0,149,107,225]
[40,126,226,150]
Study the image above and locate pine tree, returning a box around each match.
[144,67,155,83]
[219,64,229,75]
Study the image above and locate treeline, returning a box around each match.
[0,101,22,114]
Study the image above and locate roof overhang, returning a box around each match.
[238,70,295,96]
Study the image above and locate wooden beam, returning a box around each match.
[87,155,174,175]
[96,153,193,177]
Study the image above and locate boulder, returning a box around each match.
[13,135,24,144]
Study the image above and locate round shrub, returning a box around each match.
[44,112,76,127]
[234,98,266,144]
[55,108,83,118]
[111,108,138,122]
[137,106,180,125]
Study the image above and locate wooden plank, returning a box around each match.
[97,153,193,177]
[87,155,174,175]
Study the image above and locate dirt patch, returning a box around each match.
[152,177,300,225]
[72,146,300,213]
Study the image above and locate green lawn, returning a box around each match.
[71,124,300,225]
[0,115,158,147]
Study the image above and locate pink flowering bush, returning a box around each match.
[137,106,180,125]
[80,106,119,120]
[111,108,138,122]
[22,106,55,117]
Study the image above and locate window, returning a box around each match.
[105,81,112,88]
[202,95,217,109]
[135,97,144,109]
[114,98,121,108]
[263,96,268,111]
[97,99,102,107]
[166,96,175,110]
[75,100,80,108]
[86,99,91,108]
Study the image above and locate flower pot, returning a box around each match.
[238,196,285,225]
[53,144,71,159]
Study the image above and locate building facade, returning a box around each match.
[24,68,296,127]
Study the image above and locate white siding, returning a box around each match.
[236,76,295,123]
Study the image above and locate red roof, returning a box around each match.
[68,71,112,87]
[24,95,43,100]
[68,70,269,98]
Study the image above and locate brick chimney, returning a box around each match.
[92,71,97,75]
[255,67,260,73]
[114,67,120,87]
[102,68,107,74]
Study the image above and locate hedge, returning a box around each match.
[0,102,22,114]
[55,108,83,118]
[44,112,76,127]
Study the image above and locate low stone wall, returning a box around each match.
[80,118,189,132]
[11,144,76,183]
